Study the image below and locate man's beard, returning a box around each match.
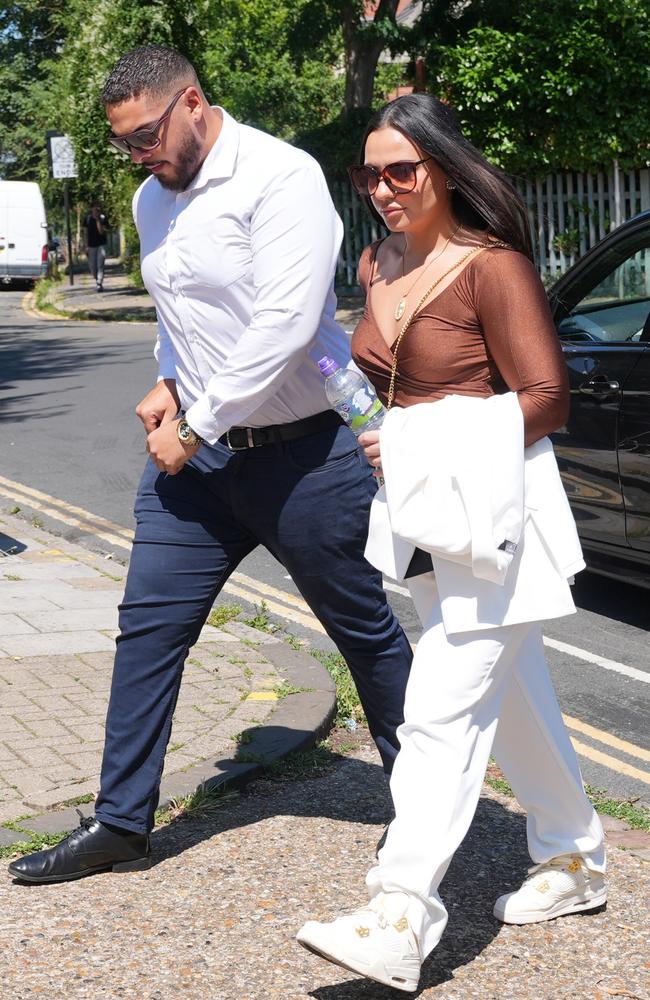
[157,127,203,191]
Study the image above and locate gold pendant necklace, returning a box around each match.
[394,225,461,321]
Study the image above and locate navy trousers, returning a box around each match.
[94,423,413,833]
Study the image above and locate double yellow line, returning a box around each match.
[1,474,648,786]
[217,571,650,787]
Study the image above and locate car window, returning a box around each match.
[558,240,650,345]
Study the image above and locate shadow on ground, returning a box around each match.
[149,754,528,995]
[571,570,649,631]
[0,322,152,423]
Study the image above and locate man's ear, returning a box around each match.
[184,86,203,122]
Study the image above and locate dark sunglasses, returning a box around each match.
[347,157,434,197]
[107,88,187,155]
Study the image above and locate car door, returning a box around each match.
[619,347,650,552]
[550,220,650,550]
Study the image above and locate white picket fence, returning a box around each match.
[330,162,650,288]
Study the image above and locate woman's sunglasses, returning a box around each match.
[347,157,433,197]
[107,88,187,155]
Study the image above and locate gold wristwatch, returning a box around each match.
[176,418,203,448]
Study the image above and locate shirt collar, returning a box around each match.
[185,107,239,193]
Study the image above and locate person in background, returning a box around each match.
[297,93,605,994]
[84,202,109,291]
[7,46,412,886]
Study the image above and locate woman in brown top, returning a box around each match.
[297,95,605,992]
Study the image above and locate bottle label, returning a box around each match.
[335,388,383,431]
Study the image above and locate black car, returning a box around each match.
[549,210,650,588]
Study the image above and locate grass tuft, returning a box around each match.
[207,602,242,629]
[156,783,239,826]
[273,681,314,698]
[585,784,650,832]
[0,831,67,861]
[264,740,336,781]
[242,600,280,634]
[309,649,365,726]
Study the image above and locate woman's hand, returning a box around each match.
[358,430,382,478]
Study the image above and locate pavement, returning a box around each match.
[28,259,367,329]
[0,510,336,845]
[4,271,649,998]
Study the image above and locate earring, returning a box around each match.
[446,179,456,190]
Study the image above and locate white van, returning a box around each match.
[0,180,49,285]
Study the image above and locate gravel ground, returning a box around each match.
[2,737,648,1000]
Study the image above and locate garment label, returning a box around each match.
[336,389,383,432]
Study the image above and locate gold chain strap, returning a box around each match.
[385,242,509,410]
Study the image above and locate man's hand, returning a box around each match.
[358,429,382,478]
[147,419,200,475]
[135,379,181,433]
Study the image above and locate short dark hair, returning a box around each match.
[101,44,197,106]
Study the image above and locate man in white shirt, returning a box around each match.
[9,45,412,884]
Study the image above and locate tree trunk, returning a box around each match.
[342,0,400,112]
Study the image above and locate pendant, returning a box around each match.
[394,298,406,321]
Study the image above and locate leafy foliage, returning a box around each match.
[2,0,649,257]
[203,0,344,141]
[420,0,650,174]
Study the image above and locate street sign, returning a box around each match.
[47,133,77,179]
[45,131,77,285]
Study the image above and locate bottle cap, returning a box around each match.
[318,356,340,378]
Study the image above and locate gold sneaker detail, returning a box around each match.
[493,856,606,925]
[297,892,421,993]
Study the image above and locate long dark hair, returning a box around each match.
[358,94,533,260]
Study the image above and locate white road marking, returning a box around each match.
[383,574,649,685]
[543,635,649,685]
[3,474,649,786]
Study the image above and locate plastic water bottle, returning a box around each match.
[318,356,385,436]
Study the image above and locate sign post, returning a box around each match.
[46,132,78,286]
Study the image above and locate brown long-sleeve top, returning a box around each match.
[351,241,569,447]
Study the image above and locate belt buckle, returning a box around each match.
[225,427,255,451]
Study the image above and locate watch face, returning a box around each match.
[178,421,191,442]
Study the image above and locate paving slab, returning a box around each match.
[0,511,336,834]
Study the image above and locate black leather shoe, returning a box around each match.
[8,811,151,884]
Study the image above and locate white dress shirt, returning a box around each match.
[133,108,351,445]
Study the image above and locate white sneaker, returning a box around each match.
[494,855,606,925]
[297,891,421,993]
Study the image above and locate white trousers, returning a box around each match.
[366,572,605,959]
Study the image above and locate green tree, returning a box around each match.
[289,0,403,112]
[43,0,210,269]
[0,2,67,185]
[419,0,650,174]
[203,0,344,141]
[286,0,409,175]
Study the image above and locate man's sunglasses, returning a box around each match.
[347,157,433,197]
[107,88,187,155]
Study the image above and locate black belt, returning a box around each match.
[219,410,344,451]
